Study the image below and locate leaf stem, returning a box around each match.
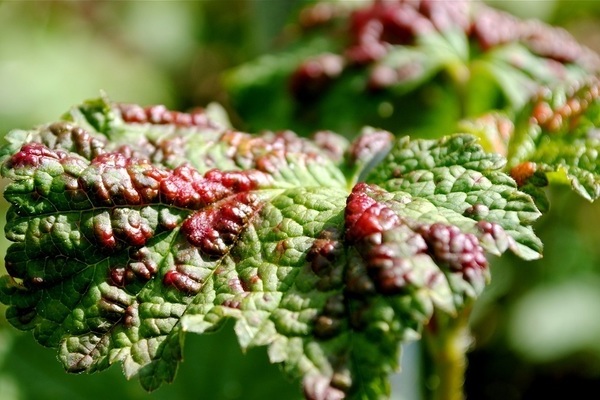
[421,306,473,400]
[447,63,471,120]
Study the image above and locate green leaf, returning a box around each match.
[366,134,543,261]
[0,97,541,399]
[503,79,600,202]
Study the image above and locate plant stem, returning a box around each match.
[421,305,473,400]
[448,62,472,120]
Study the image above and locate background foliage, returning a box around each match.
[1,1,600,399]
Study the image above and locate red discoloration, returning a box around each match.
[129,247,158,280]
[312,130,348,163]
[98,289,131,321]
[530,79,600,133]
[418,223,488,278]
[203,169,268,193]
[79,153,270,214]
[84,153,168,205]
[472,7,591,64]
[159,164,204,208]
[346,0,470,63]
[118,103,219,129]
[94,213,117,249]
[109,266,127,287]
[107,248,158,288]
[347,129,393,166]
[8,143,66,169]
[345,183,431,294]
[345,183,400,243]
[307,232,342,277]
[532,101,554,125]
[239,276,260,292]
[180,210,220,253]
[124,305,138,328]
[220,128,324,165]
[47,122,106,160]
[291,0,599,100]
[128,164,171,203]
[181,192,260,256]
[365,226,428,295]
[228,277,245,293]
[477,220,512,253]
[160,165,268,209]
[369,248,412,294]
[163,270,202,294]
[91,152,130,168]
[477,220,505,238]
[111,208,154,247]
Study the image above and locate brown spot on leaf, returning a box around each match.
[307,236,342,277]
[510,161,537,187]
[314,315,342,339]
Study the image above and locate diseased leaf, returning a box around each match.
[0,97,541,399]
[225,0,600,138]
[366,134,543,261]
[507,79,600,202]
[464,78,600,203]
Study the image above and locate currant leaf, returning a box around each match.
[0,98,541,399]
[508,79,600,202]
[225,0,600,138]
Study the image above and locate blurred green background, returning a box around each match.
[1,1,600,399]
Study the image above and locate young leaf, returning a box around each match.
[0,98,541,399]
[509,79,600,202]
[462,78,600,203]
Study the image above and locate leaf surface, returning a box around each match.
[0,98,541,399]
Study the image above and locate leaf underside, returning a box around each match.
[0,97,541,399]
